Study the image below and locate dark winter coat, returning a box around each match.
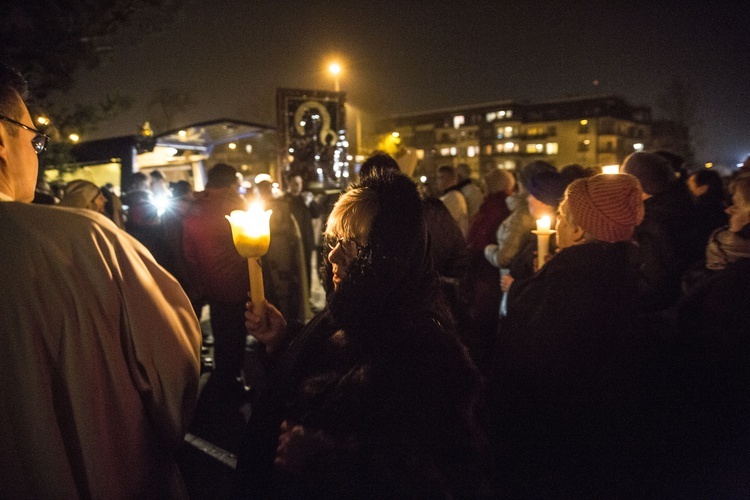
[633,182,706,313]
[489,241,649,496]
[659,242,750,496]
[465,192,510,331]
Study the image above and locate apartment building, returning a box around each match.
[377,95,653,178]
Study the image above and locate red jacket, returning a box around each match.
[182,188,249,302]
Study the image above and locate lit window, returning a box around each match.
[467,146,476,157]
[580,119,588,125]
[453,115,465,129]
[496,144,504,153]
[440,147,450,156]
[485,145,493,155]
[506,110,513,118]
[633,143,644,151]
[498,110,506,118]
[416,149,425,160]
[526,144,539,154]
[504,142,515,153]
[546,143,558,155]
[486,112,497,122]
[583,139,591,145]
[450,147,457,156]
[504,126,513,137]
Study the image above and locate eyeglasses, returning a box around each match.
[324,234,365,258]
[0,115,50,154]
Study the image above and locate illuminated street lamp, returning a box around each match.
[36,116,50,126]
[329,62,341,92]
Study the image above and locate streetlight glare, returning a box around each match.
[329,63,341,75]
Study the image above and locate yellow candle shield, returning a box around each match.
[226,206,272,258]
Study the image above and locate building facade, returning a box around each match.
[376,95,654,178]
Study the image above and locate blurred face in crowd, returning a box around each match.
[288,175,303,196]
[93,191,107,213]
[527,193,554,220]
[555,198,584,249]
[436,170,456,192]
[0,93,38,202]
[726,187,750,232]
[686,174,708,197]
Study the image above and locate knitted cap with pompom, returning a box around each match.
[565,173,645,243]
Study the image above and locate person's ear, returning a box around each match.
[571,223,587,243]
[0,125,9,165]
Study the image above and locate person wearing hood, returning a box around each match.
[234,171,485,498]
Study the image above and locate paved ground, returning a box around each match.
[177,268,326,499]
[175,312,251,499]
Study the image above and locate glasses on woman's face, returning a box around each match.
[324,234,365,258]
[0,115,50,154]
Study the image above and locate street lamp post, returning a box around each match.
[328,63,341,92]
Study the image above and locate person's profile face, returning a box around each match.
[4,96,39,202]
[289,176,303,196]
[727,189,750,232]
[527,193,554,219]
[93,192,107,214]
[555,198,579,249]
[687,174,707,197]
[437,172,453,191]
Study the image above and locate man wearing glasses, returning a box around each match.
[0,63,202,498]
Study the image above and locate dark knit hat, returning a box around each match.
[525,170,568,207]
[517,160,556,190]
[622,152,675,195]
[207,163,239,188]
[566,173,645,243]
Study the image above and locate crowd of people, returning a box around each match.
[4,60,750,497]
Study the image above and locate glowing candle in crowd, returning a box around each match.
[536,215,551,232]
[533,215,556,270]
[226,203,272,314]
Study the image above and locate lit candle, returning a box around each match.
[536,215,551,232]
[532,215,556,270]
[226,203,272,315]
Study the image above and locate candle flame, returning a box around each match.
[226,202,272,258]
[536,215,552,232]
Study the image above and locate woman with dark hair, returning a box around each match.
[234,171,484,498]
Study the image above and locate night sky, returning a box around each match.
[60,0,750,167]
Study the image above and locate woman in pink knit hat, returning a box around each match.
[487,173,652,497]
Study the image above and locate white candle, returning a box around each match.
[532,215,555,270]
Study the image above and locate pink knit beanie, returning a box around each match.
[565,173,645,243]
